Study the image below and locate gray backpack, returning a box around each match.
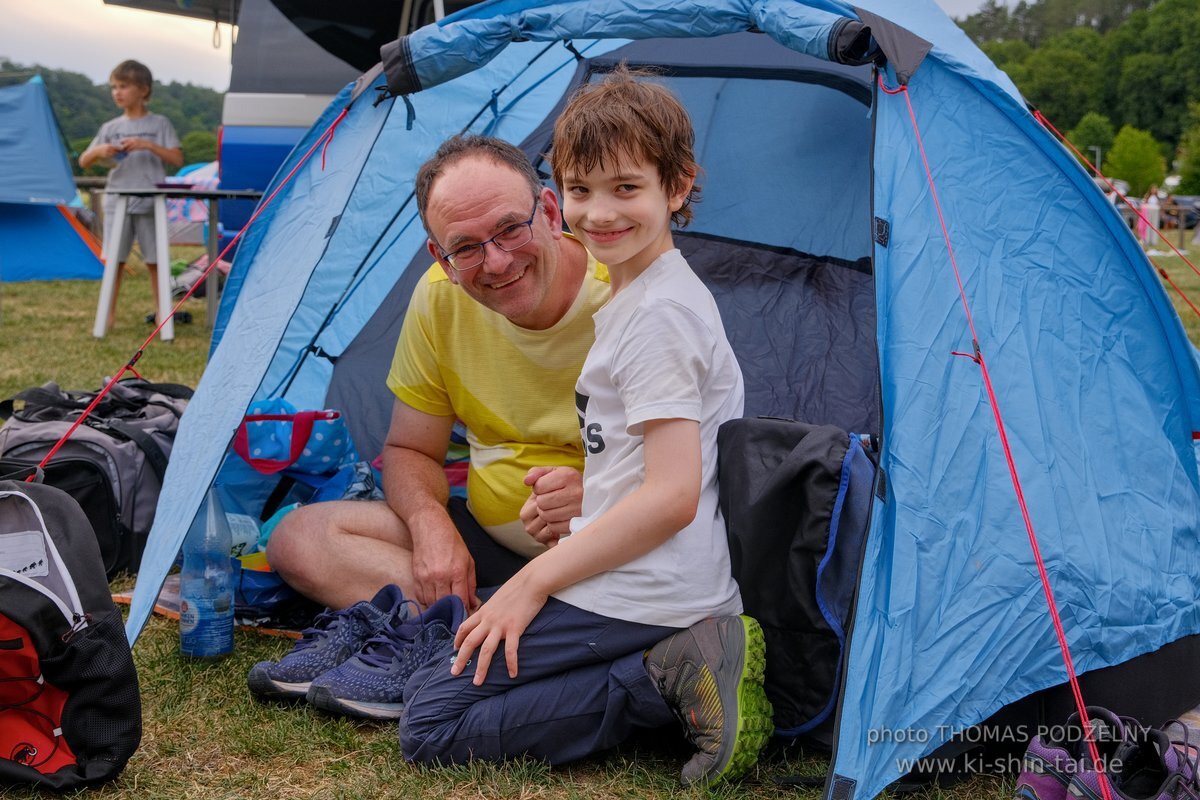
[0,379,192,578]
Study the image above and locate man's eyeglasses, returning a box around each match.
[438,198,540,272]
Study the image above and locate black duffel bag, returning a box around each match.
[0,379,192,578]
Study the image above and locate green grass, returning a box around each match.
[13,610,1024,799]
[5,236,1200,798]
[1152,227,1200,343]
[0,248,211,401]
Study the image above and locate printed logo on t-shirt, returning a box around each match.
[104,129,163,144]
[575,390,605,454]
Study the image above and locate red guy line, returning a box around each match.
[1034,109,1200,320]
[881,73,1114,800]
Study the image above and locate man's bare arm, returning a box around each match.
[381,400,477,609]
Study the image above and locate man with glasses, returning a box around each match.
[259,136,610,702]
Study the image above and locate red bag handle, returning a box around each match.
[232,410,340,474]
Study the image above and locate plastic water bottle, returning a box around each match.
[179,487,234,659]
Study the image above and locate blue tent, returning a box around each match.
[0,75,103,282]
[128,2,1200,797]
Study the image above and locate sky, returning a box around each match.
[1,0,993,92]
[1,0,236,90]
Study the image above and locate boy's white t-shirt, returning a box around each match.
[552,249,745,628]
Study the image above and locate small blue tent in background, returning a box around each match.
[128,1,1200,797]
[0,75,103,282]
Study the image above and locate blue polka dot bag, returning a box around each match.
[232,398,357,476]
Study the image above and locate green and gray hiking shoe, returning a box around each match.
[644,614,773,786]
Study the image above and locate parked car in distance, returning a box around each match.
[1094,177,1137,227]
[1164,195,1200,229]
[1094,176,1131,198]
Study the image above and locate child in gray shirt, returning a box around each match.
[80,59,182,331]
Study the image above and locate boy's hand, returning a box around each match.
[118,137,152,152]
[96,143,123,159]
[451,577,546,684]
[520,466,582,547]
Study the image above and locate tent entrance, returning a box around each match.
[330,34,882,458]
[568,38,881,435]
[679,232,879,435]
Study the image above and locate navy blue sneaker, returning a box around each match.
[247,584,413,701]
[306,594,466,719]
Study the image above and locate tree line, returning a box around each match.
[0,59,222,177]
[959,0,1200,195]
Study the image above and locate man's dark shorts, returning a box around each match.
[447,496,529,588]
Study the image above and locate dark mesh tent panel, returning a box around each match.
[678,233,880,435]
[329,236,880,460]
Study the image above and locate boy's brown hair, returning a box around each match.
[110,60,153,98]
[550,65,700,227]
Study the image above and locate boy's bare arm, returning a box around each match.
[452,417,701,683]
[79,142,120,169]
[523,417,701,585]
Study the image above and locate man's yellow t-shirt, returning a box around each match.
[386,246,610,558]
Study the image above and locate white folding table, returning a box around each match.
[92,187,262,341]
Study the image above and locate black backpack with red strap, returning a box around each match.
[0,476,141,789]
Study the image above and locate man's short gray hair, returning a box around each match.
[415,135,543,235]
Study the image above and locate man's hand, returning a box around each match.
[381,402,476,610]
[410,516,479,612]
[520,466,582,548]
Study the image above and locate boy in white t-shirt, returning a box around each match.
[80,60,182,331]
[399,67,771,786]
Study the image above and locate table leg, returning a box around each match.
[153,195,174,342]
[93,195,128,338]
[206,198,220,329]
